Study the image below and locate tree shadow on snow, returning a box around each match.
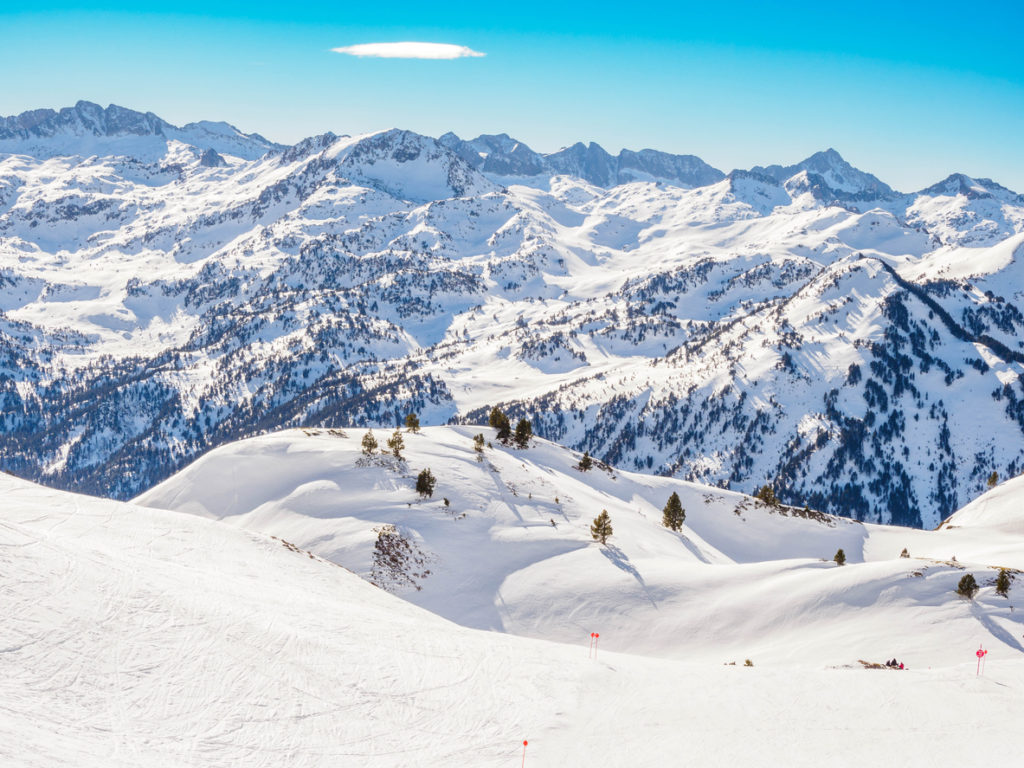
[969,601,1024,655]
[601,545,658,609]
[674,532,713,564]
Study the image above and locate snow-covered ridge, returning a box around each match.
[1,101,1023,529]
[439,131,726,189]
[944,471,1024,533]
[0,100,283,161]
[136,426,1024,663]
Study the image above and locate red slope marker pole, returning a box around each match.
[976,646,984,677]
[521,739,528,767]
[594,632,599,659]
[588,632,595,658]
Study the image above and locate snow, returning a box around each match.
[137,427,1024,666]
[944,471,1024,534]
[5,434,1024,766]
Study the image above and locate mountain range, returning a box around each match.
[1,100,1023,528]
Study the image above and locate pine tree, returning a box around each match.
[987,471,999,489]
[473,433,485,452]
[956,573,978,599]
[590,509,613,545]
[755,484,779,507]
[899,547,910,558]
[662,492,685,532]
[995,568,1011,597]
[513,418,533,448]
[415,468,436,498]
[387,429,405,460]
[405,413,421,433]
[489,407,511,442]
[361,429,378,456]
[578,451,593,471]
[488,406,503,429]
[833,548,846,566]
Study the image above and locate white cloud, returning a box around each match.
[331,42,486,60]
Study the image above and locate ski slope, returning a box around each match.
[137,427,1024,667]
[4,467,1023,766]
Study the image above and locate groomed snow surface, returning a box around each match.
[2,427,1020,766]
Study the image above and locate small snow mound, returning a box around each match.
[943,473,1024,533]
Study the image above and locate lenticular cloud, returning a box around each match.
[332,42,486,59]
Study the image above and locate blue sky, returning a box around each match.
[4,1,1023,190]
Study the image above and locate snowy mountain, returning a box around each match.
[6,445,1023,765]
[0,100,282,160]
[1,102,1024,529]
[439,131,726,188]
[751,147,896,203]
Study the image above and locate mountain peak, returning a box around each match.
[750,148,895,203]
[919,173,1022,201]
[800,148,847,170]
[324,128,498,201]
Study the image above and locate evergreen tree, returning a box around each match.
[513,418,533,448]
[833,548,846,566]
[415,467,436,498]
[591,509,613,545]
[488,406,503,429]
[662,492,685,532]
[361,429,378,456]
[387,429,405,460]
[755,484,779,507]
[899,547,910,558]
[987,471,999,489]
[578,451,593,471]
[956,573,979,599]
[405,413,421,433]
[473,432,485,452]
[489,406,511,442]
[995,568,1011,597]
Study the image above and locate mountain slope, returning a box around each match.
[944,472,1024,534]
[0,470,576,766]
[4,466,1022,765]
[136,426,1024,665]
